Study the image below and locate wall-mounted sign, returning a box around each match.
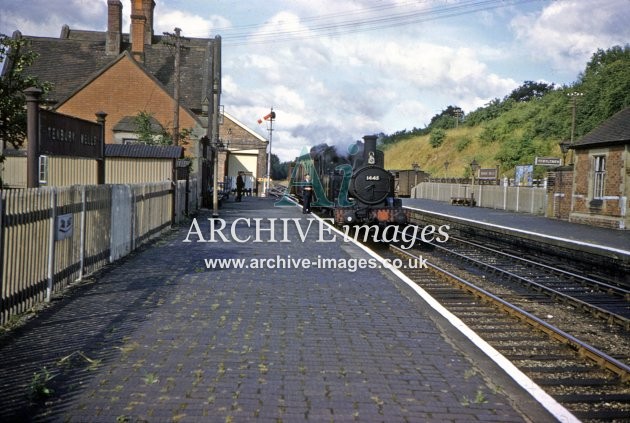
[39,109,103,159]
[535,157,561,166]
[478,168,498,179]
[55,213,73,241]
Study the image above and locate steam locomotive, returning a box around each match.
[292,135,409,226]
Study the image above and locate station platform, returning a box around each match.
[404,198,630,262]
[0,197,572,422]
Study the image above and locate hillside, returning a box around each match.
[383,45,630,179]
[384,126,509,178]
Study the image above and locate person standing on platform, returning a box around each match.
[302,174,313,214]
[236,172,245,202]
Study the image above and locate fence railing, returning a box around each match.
[1,180,196,325]
[175,178,198,224]
[412,182,548,215]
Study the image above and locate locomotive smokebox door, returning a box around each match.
[350,166,393,205]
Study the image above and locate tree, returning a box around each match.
[576,45,630,136]
[428,105,463,130]
[132,110,191,146]
[271,153,290,180]
[507,80,555,102]
[0,33,52,150]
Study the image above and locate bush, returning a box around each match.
[479,124,499,146]
[455,136,472,152]
[429,129,446,148]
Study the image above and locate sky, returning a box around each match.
[1,0,629,161]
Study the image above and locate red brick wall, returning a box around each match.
[570,145,627,229]
[57,55,198,156]
[548,167,573,220]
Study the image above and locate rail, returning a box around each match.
[390,244,630,382]
[452,237,630,299]
[429,239,630,328]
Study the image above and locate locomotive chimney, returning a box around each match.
[363,134,377,166]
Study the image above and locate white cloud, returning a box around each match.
[154,11,217,38]
[2,0,625,162]
[0,0,108,36]
[510,0,630,75]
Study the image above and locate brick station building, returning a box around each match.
[2,0,268,198]
[568,107,630,229]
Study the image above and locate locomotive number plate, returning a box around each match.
[365,175,380,181]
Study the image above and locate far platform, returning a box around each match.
[404,198,630,261]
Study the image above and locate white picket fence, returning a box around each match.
[0,179,197,324]
[412,182,548,215]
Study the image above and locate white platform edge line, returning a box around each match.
[302,209,580,423]
[365,249,580,422]
[406,206,630,257]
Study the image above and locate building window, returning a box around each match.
[593,155,606,199]
[39,155,49,185]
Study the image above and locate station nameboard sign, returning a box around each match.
[478,168,498,179]
[535,157,561,166]
[39,109,103,159]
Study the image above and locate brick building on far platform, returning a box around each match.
[568,107,630,229]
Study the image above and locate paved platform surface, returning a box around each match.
[404,198,630,255]
[0,197,559,422]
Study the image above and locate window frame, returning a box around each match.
[593,155,606,199]
[38,155,49,185]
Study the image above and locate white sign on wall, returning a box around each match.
[55,213,73,241]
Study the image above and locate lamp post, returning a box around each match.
[470,158,479,207]
[211,139,224,218]
[411,162,419,198]
[412,162,419,185]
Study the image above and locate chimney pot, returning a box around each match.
[130,0,146,61]
[106,0,122,55]
[142,0,155,45]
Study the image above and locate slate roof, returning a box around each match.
[10,28,214,116]
[105,144,183,159]
[113,115,163,133]
[573,107,630,148]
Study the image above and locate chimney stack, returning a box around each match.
[106,0,122,55]
[130,0,146,61]
[142,0,155,45]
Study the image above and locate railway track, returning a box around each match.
[381,244,630,422]
[430,237,630,329]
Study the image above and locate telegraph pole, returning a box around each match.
[211,35,222,218]
[172,27,181,146]
[163,28,189,146]
[567,91,583,164]
[454,107,462,128]
[265,107,275,196]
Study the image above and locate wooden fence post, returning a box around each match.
[46,188,57,302]
[0,192,4,320]
[95,112,107,184]
[78,186,87,280]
